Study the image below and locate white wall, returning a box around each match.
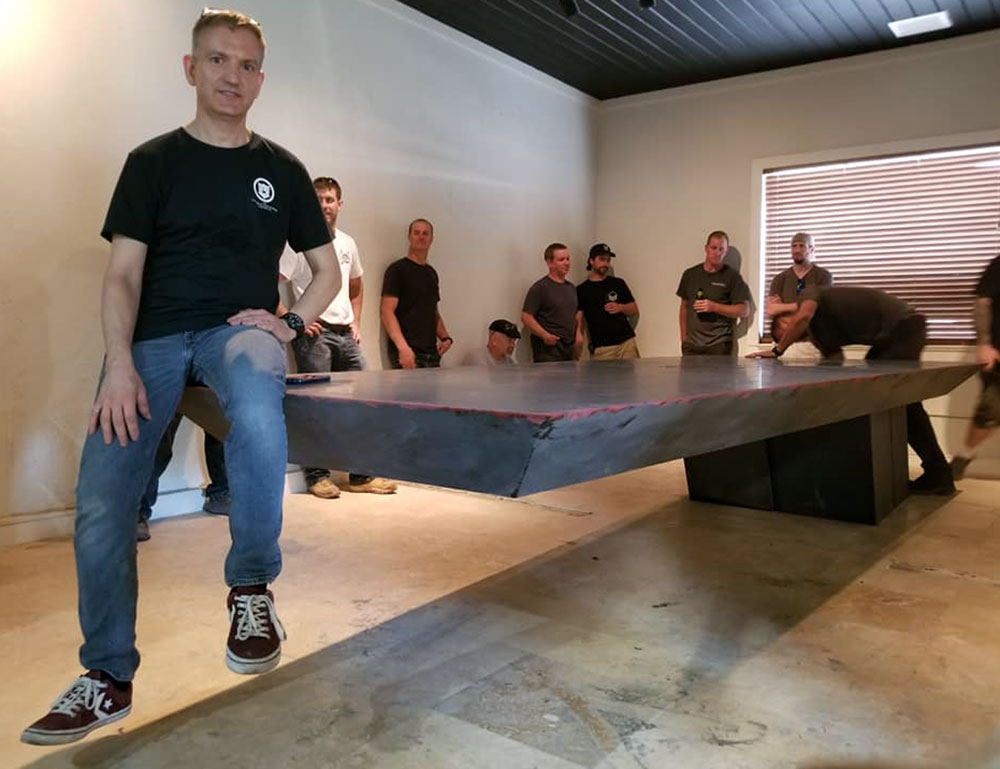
[595,30,1000,475]
[0,0,596,541]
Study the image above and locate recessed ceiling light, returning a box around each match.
[557,0,579,17]
[888,11,953,38]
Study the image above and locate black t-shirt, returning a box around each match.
[101,128,330,342]
[675,264,752,348]
[381,257,440,354]
[577,276,635,349]
[801,285,912,355]
[976,254,1000,346]
[523,276,578,344]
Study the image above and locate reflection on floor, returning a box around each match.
[3,461,1000,768]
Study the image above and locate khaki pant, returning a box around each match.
[591,337,639,360]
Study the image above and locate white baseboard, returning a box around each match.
[0,470,309,548]
[0,509,77,547]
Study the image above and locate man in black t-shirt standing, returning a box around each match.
[576,243,639,360]
[749,285,954,495]
[950,255,1000,480]
[676,230,752,355]
[380,218,453,369]
[522,242,584,363]
[22,10,340,747]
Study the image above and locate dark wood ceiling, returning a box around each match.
[395,0,1000,99]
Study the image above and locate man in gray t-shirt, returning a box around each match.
[676,230,752,355]
[766,232,833,327]
[522,242,583,363]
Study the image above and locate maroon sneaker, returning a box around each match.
[226,587,287,675]
[21,671,132,745]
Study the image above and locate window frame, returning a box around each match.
[750,130,1000,348]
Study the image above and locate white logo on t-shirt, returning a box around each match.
[253,177,275,203]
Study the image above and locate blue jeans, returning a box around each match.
[292,328,369,485]
[137,413,228,523]
[75,325,288,680]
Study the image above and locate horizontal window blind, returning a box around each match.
[760,145,1000,343]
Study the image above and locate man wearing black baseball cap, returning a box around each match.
[577,243,640,359]
[464,319,521,366]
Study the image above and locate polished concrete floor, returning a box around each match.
[3,461,1000,768]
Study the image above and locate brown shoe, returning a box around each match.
[345,477,398,495]
[307,477,341,499]
[21,671,132,746]
[226,587,287,675]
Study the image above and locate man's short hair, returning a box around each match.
[313,176,342,200]
[705,230,729,245]
[408,218,434,236]
[192,8,266,56]
[791,232,814,247]
[544,242,567,262]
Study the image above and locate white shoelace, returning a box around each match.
[230,593,287,642]
[49,676,115,717]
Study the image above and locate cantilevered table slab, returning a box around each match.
[179,357,978,524]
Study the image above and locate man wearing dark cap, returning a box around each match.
[464,319,520,366]
[577,243,639,360]
[749,285,954,495]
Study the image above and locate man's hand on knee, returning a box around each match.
[89,359,151,447]
[228,308,296,344]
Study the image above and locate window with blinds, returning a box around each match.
[760,144,1000,343]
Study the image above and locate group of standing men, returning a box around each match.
[673,227,979,497]
[379,238,642,368]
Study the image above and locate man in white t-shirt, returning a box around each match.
[280,177,396,498]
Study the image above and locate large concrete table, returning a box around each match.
[180,357,978,525]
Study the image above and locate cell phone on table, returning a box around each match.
[285,373,331,385]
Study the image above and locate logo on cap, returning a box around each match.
[488,319,521,339]
[588,243,615,259]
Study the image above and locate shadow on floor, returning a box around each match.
[23,493,966,768]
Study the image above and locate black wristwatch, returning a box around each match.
[281,311,306,339]
[771,345,783,358]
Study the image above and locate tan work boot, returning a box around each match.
[345,477,398,494]
[307,478,341,499]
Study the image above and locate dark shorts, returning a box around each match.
[973,371,1000,429]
